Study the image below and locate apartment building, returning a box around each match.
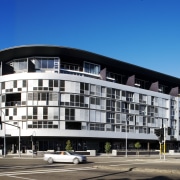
[0,45,179,153]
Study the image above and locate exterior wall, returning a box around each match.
[0,46,179,152]
[0,73,172,141]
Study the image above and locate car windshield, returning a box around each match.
[67,151,76,155]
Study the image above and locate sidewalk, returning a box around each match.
[1,152,180,160]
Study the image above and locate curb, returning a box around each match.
[93,165,180,175]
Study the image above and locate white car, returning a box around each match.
[44,151,87,164]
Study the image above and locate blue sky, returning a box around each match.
[1,0,180,77]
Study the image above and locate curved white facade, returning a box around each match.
[0,45,179,153]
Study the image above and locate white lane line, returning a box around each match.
[6,175,36,180]
[0,163,72,169]
[0,167,96,176]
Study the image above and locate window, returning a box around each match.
[1,82,5,89]
[33,107,37,119]
[5,93,21,107]
[66,122,81,130]
[13,81,17,88]
[90,85,96,95]
[5,109,9,116]
[106,100,115,111]
[107,88,116,98]
[13,108,17,115]
[28,121,58,129]
[10,59,27,72]
[39,79,43,87]
[90,123,104,131]
[116,114,121,123]
[84,62,100,75]
[80,82,89,94]
[107,112,115,123]
[116,101,121,111]
[65,108,75,120]
[54,80,58,87]
[60,80,65,91]
[122,91,126,97]
[126,91,133,102]
[116,90,120,99]
[90,97,100,105]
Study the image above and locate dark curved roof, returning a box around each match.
[0,45,180,89]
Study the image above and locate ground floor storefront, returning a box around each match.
[0,136,180,154]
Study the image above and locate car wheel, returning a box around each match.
[73,158,79,164]
[47,157,53,164]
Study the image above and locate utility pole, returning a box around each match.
[163,124,166,161]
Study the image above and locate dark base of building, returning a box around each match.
[0,137,179,154]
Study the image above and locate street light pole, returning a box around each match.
[31,131,36,158]
[18,127,21,158]
[0,110,6,158]
[163,124,166,161]
[4,121,6,158]
[1,109,21,158]
[125,118,128,157]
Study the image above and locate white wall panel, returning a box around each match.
[43,80,48,87]
[28,80,34,91]
[17,80,22,88]
[134,93,139,103]
[17,107,26,116]
[101,112,106,123]
[21,92,26,101]
[60,107,65,120]
[90,110,96,122]
[75,109,81,121]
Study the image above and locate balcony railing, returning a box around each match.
[5,101,21,106]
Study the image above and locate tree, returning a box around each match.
[134,142,141,156]
[104,142,111,154]
[65,140,73,151]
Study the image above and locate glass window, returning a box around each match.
[116,101,121,111]
[41,93,47,100]
[13,81,17,88]
[49,80,53,87]
[60,80,65,91]
[54,80,58,87]
[38,80,43,87]
[2,95,5,102]
[13,108,17,115]
[5,109,9,116]
[65,108,75,120]
[43,107,48,115]
[116,90,120,99]
[47,59,54,68]
[33,107,37,115]
[20,60,27,69]
[107,88,111,98]
[22,80,26,87]
[84,62,100,75]
[122,91,126,97]
[42,60,47,68]
[90,97,96,104]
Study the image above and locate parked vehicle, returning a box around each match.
[43,151,87,164]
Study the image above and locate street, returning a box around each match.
[0,155,180,180]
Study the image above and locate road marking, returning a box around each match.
[0,167,96,177]
[6,175,37,180]
[0,163,72,169]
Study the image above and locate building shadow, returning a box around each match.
[80,167,176,180]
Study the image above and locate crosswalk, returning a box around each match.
[0,166,96,177]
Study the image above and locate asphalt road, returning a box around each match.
[0,155,180,180]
